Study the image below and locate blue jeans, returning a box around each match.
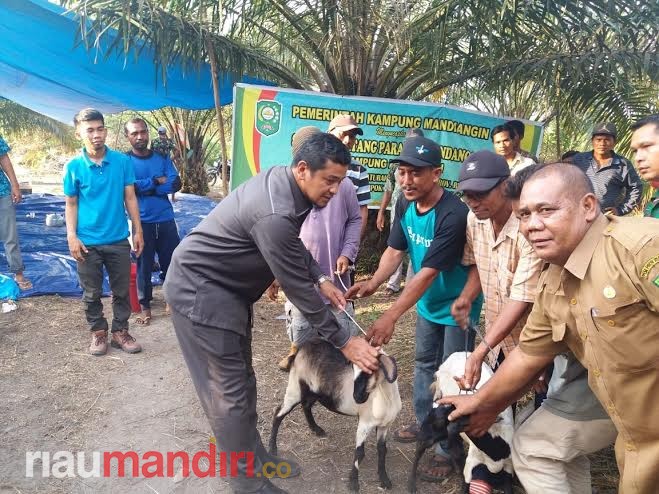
[413,315,474,425]
[137,220,180,309]
[0,195,24,274]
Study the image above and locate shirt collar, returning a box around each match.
[82,146,110,167]
[285,166,312,217]
[563,214,609,280]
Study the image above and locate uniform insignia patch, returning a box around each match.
[641,254,659,279]
[653,275,659,288]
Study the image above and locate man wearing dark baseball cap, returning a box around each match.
[572,122,642,216]
[346,136,481,478]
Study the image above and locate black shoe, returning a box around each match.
[259,453,301,478]
[242,479,287,494]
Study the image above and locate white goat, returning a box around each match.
[432,352,514,494]
[269,339,402,492]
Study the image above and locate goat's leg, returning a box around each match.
[407,440,432,494]
[348,420,373,493]
[376,426,392,489]
[268,385,301,456]
[503,473,513,494]
[302,397,326,437]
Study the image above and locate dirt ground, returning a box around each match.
[0,285,619,494]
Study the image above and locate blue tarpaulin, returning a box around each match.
[0,193,217,298]
[0,0,270,123]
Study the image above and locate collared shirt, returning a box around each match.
[299,178,361,302]
[346,158,371,206]
[519,214,659,493]
[0,135,12,197]
[572,151,643,215]
[645,188,659,219]
[164,166,351,348]
[62,146,135,246]
[507,152,535,175]
[462,211,543,362]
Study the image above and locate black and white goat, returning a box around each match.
[269,339,402,492]
[408,352,514,494]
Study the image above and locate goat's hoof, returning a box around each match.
[311,426,326,437]
[380,476,392,489]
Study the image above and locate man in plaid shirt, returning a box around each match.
[451,151,543,386]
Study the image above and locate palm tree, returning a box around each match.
[62,0,657,160]
[0,99,77,148]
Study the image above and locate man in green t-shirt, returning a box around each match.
[630,114,659,219]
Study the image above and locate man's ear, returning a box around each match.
[433,165,443,182]
[294,160,309,180]
[582,193,600,222]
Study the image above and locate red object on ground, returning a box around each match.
[129,263,141,313]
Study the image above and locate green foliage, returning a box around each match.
[0,100,77,149]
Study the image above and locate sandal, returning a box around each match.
[393,422,420,443]
[417,453,455,482]
[134,314,152,326]
[15,279,32,290]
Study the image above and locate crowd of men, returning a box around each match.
[1,109,657,494]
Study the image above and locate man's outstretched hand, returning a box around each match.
[341,336,380,373]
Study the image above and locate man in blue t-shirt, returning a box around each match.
[124,118,181,325]
[346,136,480,478]
[63,108,144,356]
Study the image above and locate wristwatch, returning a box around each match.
[316,275,331,286]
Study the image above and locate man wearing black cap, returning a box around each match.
[572,123,642,216]
[346,136,481,478]
[451,151,543,385]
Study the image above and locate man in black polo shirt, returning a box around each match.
[164,133,379,494]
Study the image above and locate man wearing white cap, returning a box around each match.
[328,114,371,238]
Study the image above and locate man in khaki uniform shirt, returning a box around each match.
[440,163,659,494]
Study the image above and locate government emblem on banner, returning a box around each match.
[255,100,282,136]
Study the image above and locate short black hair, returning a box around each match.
[561,150,578,162]
[504,163,545,200]
[124,117,147,135]
[291,133,351,171]
[73,108,104,127]
[491,124,513,141]
[406,128,424,138]
[631,114,659,133]
[506,120,525,139]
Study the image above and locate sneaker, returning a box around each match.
[90,330,108,356]
[111,330,142,353]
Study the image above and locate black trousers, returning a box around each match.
[171,309,274,493]
[76,240,131,332]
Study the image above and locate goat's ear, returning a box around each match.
[353,370,370,404]
[379,354,398,383]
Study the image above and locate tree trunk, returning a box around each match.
[205,37,230,196]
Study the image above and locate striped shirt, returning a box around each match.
[572,151,642,215]
[507,152,535,175]
[346,158,371,206]
[462,211,544,365]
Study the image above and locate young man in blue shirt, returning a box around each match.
[63,108,144,356]
[346,136,480,478]
[124,118,181,324]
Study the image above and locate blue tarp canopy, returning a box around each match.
[0,0,268,123]
[0,193,217,297]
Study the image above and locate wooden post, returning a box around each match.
[205,36,229,196]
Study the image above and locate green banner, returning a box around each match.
[231,84,543,206]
